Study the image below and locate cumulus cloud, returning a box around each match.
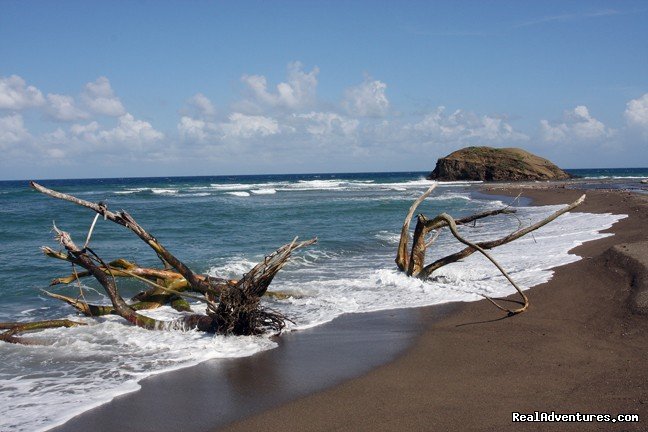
[240,61,319,110]
[540,105,613,142]
[187,93,216,118]
[411,107,527,143]
[0,75,45,110]
[0,114,31,147]
[82,77,126,117]
[70,121,101,135]
[65,114,163,151]
[98,113,164,144]
[178,116,210,142]
[46,94,88,121]
[342,78,389,117]
[178,112,280,143]
[220,113,280,138]
[624,93,648,130]
[295,112,359,136]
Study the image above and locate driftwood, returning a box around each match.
[1,181,586,344]
[0,319,86,345]
[396,184,586,314]
[0,182,315,344]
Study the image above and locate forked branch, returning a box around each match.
[30,182,211,294]
[419,194,586,279]
[396,186,586,315]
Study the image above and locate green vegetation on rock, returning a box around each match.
[427,147,572,181]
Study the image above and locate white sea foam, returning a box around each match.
[431,192,472,201]
[109,178,483,198]
[270,209,626,332]
[207,257,258,279]
[112,178,440,197]
[114,187,149,194]
[251,188,277,195]
[0,183,628,432]
[151,188,178,195]
[374,230,402,245]
[0,315,276,432]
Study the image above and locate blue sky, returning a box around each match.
[1,0,647,180]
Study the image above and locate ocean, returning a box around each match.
[0,169,643,431]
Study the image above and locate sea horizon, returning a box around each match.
[0,166,647,184]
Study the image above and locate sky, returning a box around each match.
[1,0,647,180]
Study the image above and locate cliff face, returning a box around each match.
[427,147,572,181]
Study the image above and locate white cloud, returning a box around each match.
[0,114,31,147]
[296,112,359,136]
[220,113,280,138]
[41,129,68,159]
[46,93,88,121]
[82,77,126,117]
[98,113,164,144]
[624,93,648,130]
[412,107,527,143]
[187,93,216,118]
[67,114,163,150]
[241,61,319,110]
[342,78,389,117]
[70,121,101,138]
[179,112,280,142]
[0,75,45,110]
[540,105,613,142]
[178,116,209,142]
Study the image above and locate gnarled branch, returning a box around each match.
[419,194,586,279]
[396,184,437,271]
[396,186,586,315]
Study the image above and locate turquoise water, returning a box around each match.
[0,171,632,431]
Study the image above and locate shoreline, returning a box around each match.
[215,186,648,431]
[48,301,457,432]
[47,185,648,432]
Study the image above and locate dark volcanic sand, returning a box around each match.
[48,188,648,432]
[216,188,648,432]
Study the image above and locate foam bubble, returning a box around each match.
[226,191,250,197]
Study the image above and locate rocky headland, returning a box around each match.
[427,147,573,181]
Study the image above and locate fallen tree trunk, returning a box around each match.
[1,183,315,344]
[396,184,586,315]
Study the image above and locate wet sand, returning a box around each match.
[217,187,648,432]
[49,303,456,432]
[49,187,648,432]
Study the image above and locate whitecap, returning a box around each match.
[207,257,258,279]
[114,187,149,195]
[250,188,277,195]
[151,188,178,195]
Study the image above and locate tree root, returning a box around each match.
[0,182,317,344]
[396,187,586,315]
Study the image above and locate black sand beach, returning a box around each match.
[50,186,648,432]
